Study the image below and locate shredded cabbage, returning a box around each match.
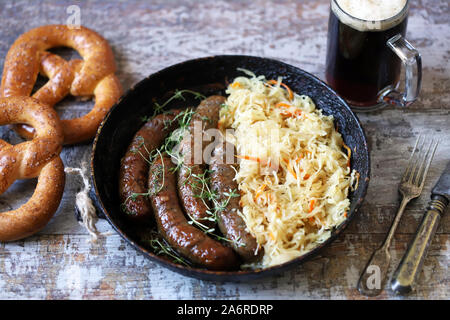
[220,72,354,268]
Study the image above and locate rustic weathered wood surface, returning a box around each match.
[0,0,448,300]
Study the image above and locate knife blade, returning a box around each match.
[431,160,450,202]
[391,160,449,294]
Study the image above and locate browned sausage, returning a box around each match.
[149,155,240,270]
[119,110,180,222]
[177,96,225,228]
[209,140,263,262]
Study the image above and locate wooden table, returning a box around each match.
[0,0,448,300]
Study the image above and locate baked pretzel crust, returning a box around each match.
[0,25,123,144]
[0,96,63,194]
[0,154,65,242]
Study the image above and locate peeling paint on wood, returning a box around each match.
[0,0,449,300]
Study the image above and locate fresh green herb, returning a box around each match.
[200,115,212,124]
[162,118,173,129]
[121,90,243,247]
[121,149,166,211]
[220,103,231,112]
[120,203,137,216]
[145,232,191,267]
[160,108,196,172]
[152,89,206,118]
[130,136,153,164]
[183,168,245,247]
[120,93,200,212]
[121,191,150,215]
[147,150,166,197]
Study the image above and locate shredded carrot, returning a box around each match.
[275,102,302,117]
[255,183,267,200]
[287,165,297,180]
[303,173,310,180]
[343,143,351,167]
[267,79,294,101]
[285,109,302,117]
[295,154,303,163]
[344,211,348,218]
[282,158,298,180]
[236,155,264,164]
[237,155,273,168]
[275,102,291,109]
[309,199,316,213]
[269,232,275,241]
[267,193,276,204]
[230,82,241,89]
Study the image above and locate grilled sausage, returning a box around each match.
[209,140,263,262]
[119,110,180,222]
[177,96,225,228]
[149,155,240,270]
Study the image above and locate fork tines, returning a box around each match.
[403,135,439,187]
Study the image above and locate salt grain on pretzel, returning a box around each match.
[0,24,123,144]
[0,96,63,194]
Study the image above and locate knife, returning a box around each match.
[391,160,450,294]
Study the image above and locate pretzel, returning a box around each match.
[0,25,123,144]
[0,96,63,194]
[0,145,65,242]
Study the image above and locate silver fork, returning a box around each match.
[357,135,439,296]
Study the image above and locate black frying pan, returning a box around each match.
[90,55,370,281]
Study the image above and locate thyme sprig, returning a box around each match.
[122,107,196,208]
[152,89,205,118]
[146,232,191,267]
[130,136,152,164]
[183,168,244,247]
[121,89,244,249]
[148,149,166,197]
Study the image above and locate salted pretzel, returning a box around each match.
[0,97,63,194]
[0,146,65,242]
[0,97,65,241]
[0,25,123,144]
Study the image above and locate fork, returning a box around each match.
[357,135,439,296]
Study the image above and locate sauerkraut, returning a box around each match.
[219,71,354,268]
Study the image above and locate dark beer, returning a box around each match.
[325,0,408,107]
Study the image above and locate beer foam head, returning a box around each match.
[333,0,407,31]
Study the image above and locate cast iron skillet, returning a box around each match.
[91,55,370,281]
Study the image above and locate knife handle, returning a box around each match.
[391,195,447,294]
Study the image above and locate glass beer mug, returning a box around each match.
[325,0,422,111]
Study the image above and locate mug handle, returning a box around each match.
[378,34,422,107]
